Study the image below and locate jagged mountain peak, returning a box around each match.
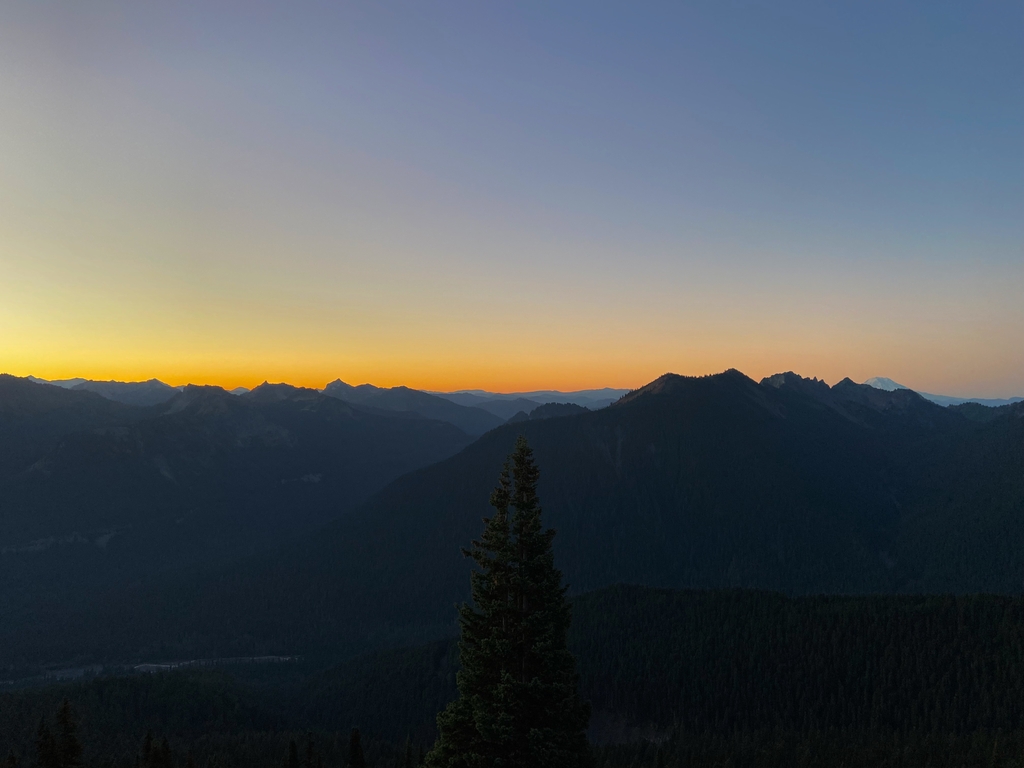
[760,371,832,401]
[161,384,234,415]
[246,381,322,403]
[830,378,929,411]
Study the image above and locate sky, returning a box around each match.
[1,1,1021,395]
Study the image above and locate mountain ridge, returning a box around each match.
[0,375,476,637]
[323,379,502,435]
[863,376,1023,407]
[7,368,1021,668]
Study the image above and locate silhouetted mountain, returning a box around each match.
[26,375,88,389]
[762,371,955,429]
[0,376,474,633]
[435,388,627,411]
[469,397,545,421]
[508,402,589,423]
[0,374,143,468]
[530,402,590,419]
[863,376,1024,407]
[7,369,1022,669]
[26,375,183,406]
[323,380,502,435]
[71,378,180,407]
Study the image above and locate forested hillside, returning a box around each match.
[0,376,473,632]
[3,586,1023,767]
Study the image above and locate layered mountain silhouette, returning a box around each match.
[462,397,548,421]
[72,378,180,407]
[507,402,590,423]
[436,388,627,417]
[0,375,473,631]
[323,379,502,435]
[27,376,182,406]
[5,369,1021,669]
[18,377,624,428]
[863,376,1023,407]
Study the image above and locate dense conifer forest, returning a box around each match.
[3,586,1023,767]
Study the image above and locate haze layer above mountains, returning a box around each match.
[1,369,1021,671]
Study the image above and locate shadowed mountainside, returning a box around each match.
[435,388,627,414]
[863,376,1024,407]
[0,376,474,630]
[25,375,182,406]
[71,378,180,407]
[6,369,1022,669]
[508,402,590,422]
[323,379,503,435]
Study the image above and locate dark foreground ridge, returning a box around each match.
[2,586,1022,767]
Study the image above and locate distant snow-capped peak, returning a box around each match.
[862,377,910,392]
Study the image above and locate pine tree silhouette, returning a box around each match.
[347,728,365,768]
[426,436,591,768]
[34,718,58,768]
[52,701,81,768]
[140,731,154,768]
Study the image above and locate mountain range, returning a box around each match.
[0,375,473,634]
[322,380,503,435]
[432,388,628,419]
[24,376,630,426]
[30,371,1022,414]
[3,368,1021,672]
[863,376,1024,407]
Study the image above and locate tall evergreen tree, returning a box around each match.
[33,719,57,768]
[288,740,300,768]
[347,728,365,768]
[54,701,81,768]
[427,436,591,768]
[140,732,154,768]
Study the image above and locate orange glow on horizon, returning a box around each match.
[1,3,1021,407]
[6,350,1022,399]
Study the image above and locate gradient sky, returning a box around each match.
[1,2,1021,395]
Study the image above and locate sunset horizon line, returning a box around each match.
[8,366,1023,401]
